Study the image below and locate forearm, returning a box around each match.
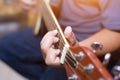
[79,28,120,56]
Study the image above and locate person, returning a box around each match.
[0,0,120,80]
[0,0,67,80]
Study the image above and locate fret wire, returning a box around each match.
[66,53,75,64]
[55,34,63,49]
[65,52,87,70]
[42,2,77,65]
[43,5,66,50]
[42,3,91,79]
[65,60,77,74]
[42,2,66,50]
[66,52,75,61]
[57,33,65,49]
[66,52,76,64]
[65,57,91,79]
[65,55,76,67]
[44,3,66,43]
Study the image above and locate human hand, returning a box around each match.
[40,30,61,66]
[64,26,79,47]
[40,26,79,67]
[20,0,38,13]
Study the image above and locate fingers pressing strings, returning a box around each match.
[64,26,79,47]
[40,30,59,58]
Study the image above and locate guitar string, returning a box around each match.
[51,19,77,66]
[65,59,79,75]
[56,33,77,66]
[43,4,93,79]
[65,60,89,80]
[66,54,92,79]
[42,3,104,79]
[77,63,92,79]
[56,34,91,78]
[42,2,77,65]
[43,14,76,65]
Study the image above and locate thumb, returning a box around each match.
[64,26,79,47]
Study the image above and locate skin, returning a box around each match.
[40,26,120,67]
[20,0,120,67]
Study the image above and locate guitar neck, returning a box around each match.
[40,1,113,80]
[41,0,70,48]
[41,0,70,64]
[40,0,65,36]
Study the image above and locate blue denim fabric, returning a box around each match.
[0,28,67,80]
[40,67,67,80]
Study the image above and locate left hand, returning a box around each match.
[40,26,79,67]
[64,26,79,47]
[40,29,61,66]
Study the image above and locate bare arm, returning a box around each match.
[79,28,120,56]
[41,26,120,66]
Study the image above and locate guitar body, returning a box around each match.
[35,0,113,80]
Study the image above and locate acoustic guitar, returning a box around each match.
[34,0,113,80]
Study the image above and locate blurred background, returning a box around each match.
[0,0,36,80]
[0,0,35,37]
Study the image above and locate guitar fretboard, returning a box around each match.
[39,1,113,80]
[40,0,77,64]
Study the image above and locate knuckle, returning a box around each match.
[45,59,51,65]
